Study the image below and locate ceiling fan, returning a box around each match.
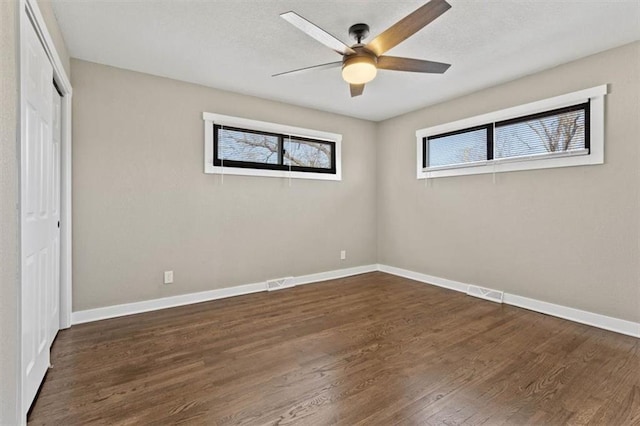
[274,0,452,97]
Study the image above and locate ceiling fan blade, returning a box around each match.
[377,56,451,74]
[281,12,356,56]
[272,61,342,77]
[350,83,365,97]
[366,0,451,56]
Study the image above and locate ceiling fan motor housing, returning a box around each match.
[342,46,377,66]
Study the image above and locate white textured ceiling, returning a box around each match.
[52,0,640,121]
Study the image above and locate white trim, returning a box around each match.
[416,85,605,139]
[24,0,71,93]
[202,112,342,181]
[59,92,72,329]
[502,293,640,339]
[378,264,639,339]
[202,112,341,142]
[423,159,489,172]
[70,263,638,338]
[71,264,378,325]
[377,264,468,293]
[416,85,607,179]
[490,148,589,165]
[17,5,26,423]
[71,282,266,325]
[204,119,213,175]
[423,148,589,173]
[292,264,378,286]
[208,165,341,181]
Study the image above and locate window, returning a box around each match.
[424,125,492,168]
[416,85,606,179]
[203,113,342,181]
[424,103,588,169]
[214,126,336,174]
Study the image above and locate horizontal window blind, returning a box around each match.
[495,104,587,159]
[427,126,490,168]
[424,102,589,170]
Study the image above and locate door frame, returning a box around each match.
[18,0,72,419]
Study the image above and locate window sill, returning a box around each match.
[205,165,341,181]
[423,149,590,174]
[421,148,596,179]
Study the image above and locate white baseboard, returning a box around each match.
[72,263,638,339]
[71,281,266,325]
[293,264,378,286]
[377,264,469,293]
[503,293,640,339]
[71,264,378,325]
[378,264,639,338]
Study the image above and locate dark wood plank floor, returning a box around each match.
[28,272,639,425]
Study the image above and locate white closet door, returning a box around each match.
[21,16,54,414]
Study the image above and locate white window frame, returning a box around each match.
[203,112,342,181]
[416,85,607,179]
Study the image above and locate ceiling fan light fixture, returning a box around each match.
[342,55,377,85]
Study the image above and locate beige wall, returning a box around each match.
[0,0,20,423]
[37,0,71,78]
[71,59,378,311]
[73,42,640,323]
[377,42,640,323]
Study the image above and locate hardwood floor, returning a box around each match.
[28,272,639,425]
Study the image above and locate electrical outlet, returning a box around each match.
[164,270,174,284]
[340,250,346,260]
